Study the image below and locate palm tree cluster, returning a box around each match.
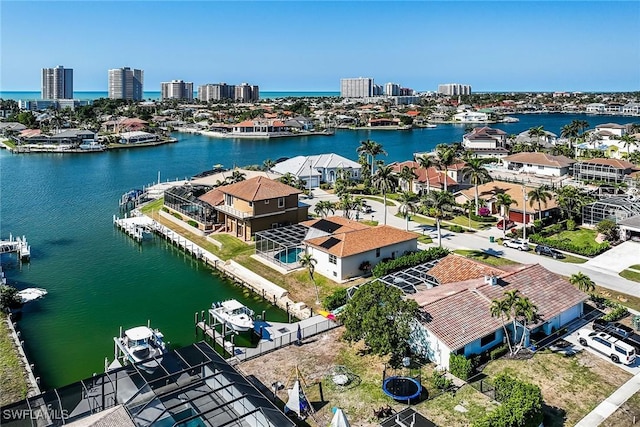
[356,139,387,177]
[490,290,538,356]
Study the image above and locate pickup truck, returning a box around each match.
[593,319,640,353]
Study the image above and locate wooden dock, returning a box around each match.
[0,234,30,260]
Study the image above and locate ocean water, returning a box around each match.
[0,91,340,101]
[0,113,633,390]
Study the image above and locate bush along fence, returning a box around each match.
[528,233,610,257]
[372,247,450,278]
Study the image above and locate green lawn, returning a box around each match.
[360,220,379,226]
[139,197,164,214]
[1,138,17,149]
[630,264,640,270]
[418,235,433,244]
[362,196,395,206]
[453,249,521,267]
[396,212,435,226]
[558,253,588,264]
[0,314,28,406]
[549,228,600,249]
[449,215,494,230]
[620,269,640,283]
[209,234,254,260]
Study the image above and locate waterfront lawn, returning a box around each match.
[139,197,164,215]
[483,351,632,427]
[619,269,640,283]
[0,314,28,406]
[209,234,253,260]
[453,249,521,267]
[1,138,16,149]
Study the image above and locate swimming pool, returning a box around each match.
[274,247,304,264]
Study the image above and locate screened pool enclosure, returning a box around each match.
[255,224,309,270]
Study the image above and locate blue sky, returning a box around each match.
[1,1,639,92]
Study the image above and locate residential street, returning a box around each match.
[305,190,640,297]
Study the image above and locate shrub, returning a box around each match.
[470,213,497,223]
[372,247,450,278]
[478,206,491,217]
[172,212,183,220]
[431,371,453,390]
[448,225,464,233]
[449,353,473,380]
[489,344,509,360]
[602,304,628,322]
[533,219,543,230]
[566,218,576,231]
[528,233,610,256]
[474,374,543,427]
[323,288,348,311]
[187,220,198,228]
[161,207,169,212]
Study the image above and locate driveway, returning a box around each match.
[563,328,640,375]
[585,241,640,273]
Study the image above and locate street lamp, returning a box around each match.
[522,185,528,242]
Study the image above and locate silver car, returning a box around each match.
[503,238,530,251]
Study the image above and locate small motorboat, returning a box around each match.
[210,299,254,332]
[113,325,167,369]
[16,288,47,303]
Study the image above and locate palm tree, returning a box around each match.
[490,298,514,355]
[314,200,336,218]
[417,155,436,194]
[397,191,418,231]
[527,186,552,221]
[398,165,417,193]
[299,252,319,304]
[356,139,387,176]
[569,272,595,293]
[495,193,518,239]
[422,190,455,247]
[262,158,276,171]
[228,170,246,183]
[561,123,579,150]
[527,125,546,150]
[279,172,297,187]
[435,144,457,192]
[461,158,492,215]
[369,142,388,174]
[338,193,356,219]
[461,199,476,228]
[514,297,538,353]
[618,134,639,155]
[372,164,398,225]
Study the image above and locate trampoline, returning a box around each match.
[382,376,422,402]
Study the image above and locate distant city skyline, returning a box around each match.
[1,1,639,92]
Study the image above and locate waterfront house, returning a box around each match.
[271,154,361,188]
[586,103,606,113]
[455,181,559,223]
[461,127,509,158]
[231,119,287,135]
[102,117,148,133]
[303,216,417,282]
[119,131,158,144]
[406,255,587,369]
[212,176,309,241]
[501,152,575,177]
[594,123,628,140]
[20,128,96,147]
[453,111,489,123]
[390,160,459,194]
[572,158,639,184]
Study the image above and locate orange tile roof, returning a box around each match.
[198,188,224,206]
[390,161,457,187]
[503,152,575,168]
[582,158,637,170]
[427,254,506,284]
[406,111,420,116]
[458,181,559,213]
[219,176,301,201]
[305,225,417,257]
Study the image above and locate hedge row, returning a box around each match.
[474,374,543,427]
[470,214,498,223]
[528,234,610,257]
[372,247,450,278]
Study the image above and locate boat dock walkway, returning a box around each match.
[196,314,339,363]
[0,234,31,260]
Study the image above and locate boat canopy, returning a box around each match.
[221,299,246,311]
[125,326,153,340]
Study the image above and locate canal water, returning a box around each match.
[0,113,633,389]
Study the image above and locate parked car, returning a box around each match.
[535,245,564,259]
[593,319,640,352]
[496,219,515,230]
[576,328,636,364]
[360,203,372,213]
[503,238,530,251]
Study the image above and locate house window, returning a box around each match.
[248,202,253,207]
[264,199,269,204]
[329,254,337,264]
[333,271,337,277]
[225,195,233,205]
[278,197,285,208]
[376,248,381,257]
[480,331,497,347]
[538,165,544,170]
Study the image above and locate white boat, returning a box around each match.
[424,123,437,128]
[210,299,255,332]
[113,326,167,368]
[16,288,47,303]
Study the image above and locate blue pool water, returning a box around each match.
[275,248,304,263]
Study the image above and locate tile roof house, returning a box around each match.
[456,181,559,224]
[572,158,640,184]
[407,256,587,369]
[462,127,510,158]
[390,160,459,194]
[271,154,361,188]
[303,216,417,282]
[502,152,575,177]
[210,176,308,240]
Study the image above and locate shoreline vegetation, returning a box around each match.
[0,314,29,406]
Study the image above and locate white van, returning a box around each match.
[577,328,636,365]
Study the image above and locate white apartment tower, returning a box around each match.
[108,67,144,100]
[234,83,259,102]
[198,83,235,102]
[41,65,73,99]
[385,82,400,96]
[161,80,194,101]
[340,77,374,98]
[437,83,472,96]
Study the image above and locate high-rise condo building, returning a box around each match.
[340,77,374,98]
[198,83,236,102]
[234,83,260,102]
[108,67,144,100]
[437,83,472,96]
[41,65,73,99]
[161,80,194,101]
[385,82,400,96]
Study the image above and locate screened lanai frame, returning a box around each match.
[255,224,309,270]
[346,259,442,299]
[164,184,216,226]
[0,342,294,427]
[582,196,640,226]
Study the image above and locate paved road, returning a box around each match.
[305,190,640,297]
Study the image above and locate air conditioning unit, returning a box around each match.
[484,275,498,286]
